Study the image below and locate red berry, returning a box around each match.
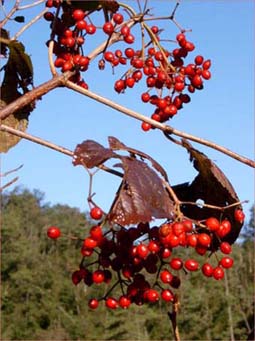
[90,225,103,241]
[185,259,199,271]
[195,55,204,65]
[104,51,114,62]
[90,207,103,220]
[88,298,99,309]
[141,92,150,103]
[47,226,61,239]
[144,289,159,302]
[160,269,173,284]
[172,222,185,236]
[103,22,114,35]
[105,297,118,309]
[191,74,203,88]
[220,242,232,254]
[72,9,85,21]
[216,220,231,238]
[201,263,214,277]
[187,234,198,247]
[136,243,149,259]
[141,122,151,131]
[161,289,174,302]
[213,266,224,280]
[124,34,135,44]
[86,24,96,35]
[203,59,211,70]
[234,209,245,223]
[44,11,54,21]
[92,270,105,284]
[220,256,234,269]
[114,79,126,93]
[83,237,97,249]
[76,20,87,30]
[125,48,135,58]
[205,217,220,231]
[121,25,130,36]
[197,233,211,248]
[119,295,131,309]
[113,13,124,24]
[170,257,183,270]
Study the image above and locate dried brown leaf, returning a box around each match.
[108,157,174,226]
[173,139,243,245]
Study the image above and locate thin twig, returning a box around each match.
[180,200,249,211]
[17,0,45,10]
[168,294,181,341]
[0,0,20,28]
[0,177,19,192]
[11,8,48,40]
[0,164,23,177]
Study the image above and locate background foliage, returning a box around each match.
[1,187,254,340]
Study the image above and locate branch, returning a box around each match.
[0,124,124,179]
[168,294,181,341]
[64,81,255,169]
[0,72,74,121]
[0,0,20,28]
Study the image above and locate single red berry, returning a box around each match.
[170,257,183,270]
[203,59,211,70]
[103,22,114,35]
[220,256,234,269]
[105,297,118,309]
[160,269,173,284]
[185,259,199,271]
[125,77,135,88]
[90,225,103,241]
[144,289,159,302]
[161,289,174,302]
[195,245,207,255]
[113,13,124,24]
[104,51,114,62]
[184,41,195,51]
[136,243,149,259]
[114,79,126,93]
[176,33,186,43]
[183,219,193,232]
[88,298,99,309]
[119,295,131,309]
[83,237,97,249]
[148,240,160,254]
[198,233,211,248]
[194,55,204,65]
[47,226,61,239]
[125,48,135,58]
[121,25,130,36]
[220,242,232,254]
[213,266,224,280]
[90,207,103,220]
[191,74,203,88]
[187,234,198,247]
[124,34,135,44]
[44,11,54,21]
[92,270,105,284]
[76,19,87,30]
[172,222,185,236]
[86,24,96,34]
[141,92,150,103]
[202,69,211,80]
[141,122,151,131]
[72,9,85,21]
[201,263,214,277]
[234,209,245,223]
[205,217,220,231]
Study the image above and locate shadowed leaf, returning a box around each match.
[73,140,116,168]
[108,157,174,226]
[108,136,169,181]
[173,139,243,246]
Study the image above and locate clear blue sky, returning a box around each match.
[1,0,254,220]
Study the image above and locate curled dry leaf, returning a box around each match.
[173,139,243,245]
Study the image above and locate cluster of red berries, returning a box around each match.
[43,1,211,130]
[47,207,245,310]
[111,31,211,131]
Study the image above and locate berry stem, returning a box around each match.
[168,294,181,341]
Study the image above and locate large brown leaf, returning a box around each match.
[173,139,243,245]
[108,157,174,226]
[73,137,175,226]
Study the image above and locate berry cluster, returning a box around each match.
[44,1,211,130]
[47,208,244,310]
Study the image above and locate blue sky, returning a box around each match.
[1,0,254,220]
